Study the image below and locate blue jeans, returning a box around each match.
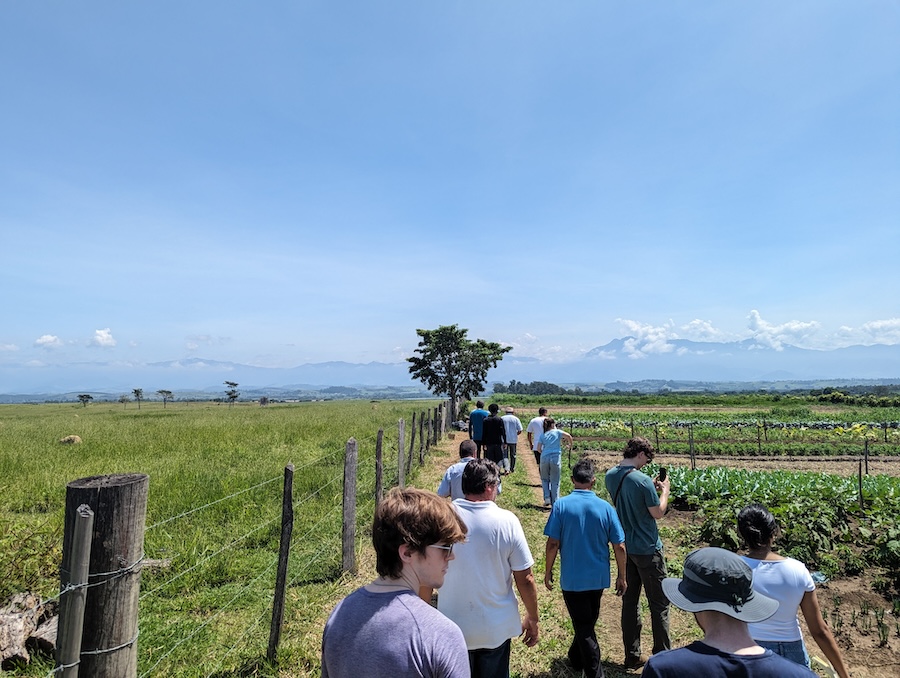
[756,639,810,668]
[540,454,561,504]
[468,638,511,678]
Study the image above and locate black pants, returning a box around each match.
[484,444,504,466]
[562,589,605,678]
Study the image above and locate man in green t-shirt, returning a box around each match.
[604,437,671,670]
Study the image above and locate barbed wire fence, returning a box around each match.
[38,400,451,678]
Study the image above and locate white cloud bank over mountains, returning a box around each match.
[5,311,900,395]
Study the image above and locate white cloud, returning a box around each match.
[746,310,820,351]
[615,319,677,358]
[34,334,63,349]
[860,318,900,344]
[90,328,117,348]
[0,343,18,351]
[504,333,588,362]
[679,319,728,342]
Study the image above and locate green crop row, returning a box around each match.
[652,464,900,582]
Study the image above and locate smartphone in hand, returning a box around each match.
[658,467,667,482]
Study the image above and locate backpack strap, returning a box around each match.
[612,467,636,507]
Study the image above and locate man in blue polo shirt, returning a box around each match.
[544,458,626,678]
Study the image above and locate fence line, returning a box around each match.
[138,556,280,678]
[144,475,282,532]
[140,512,284,601]
[44,399,451,677]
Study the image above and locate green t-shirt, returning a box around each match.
[604,465,662,556]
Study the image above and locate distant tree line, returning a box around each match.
[492,380,585,396]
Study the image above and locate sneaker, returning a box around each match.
[543,500,551,507]
[623,656,646,670]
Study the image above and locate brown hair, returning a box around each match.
[623,436,654,460]
[372,488,467,578]
[542,417,556,432]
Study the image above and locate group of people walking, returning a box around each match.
[321,406,851,678]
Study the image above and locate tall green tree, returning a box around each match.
[77,394,93,407]
[157,389,173,408]
[132,388,144,410]
[407,324,511,422]
[224,381,239,407]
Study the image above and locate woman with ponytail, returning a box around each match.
[737,503,850,677]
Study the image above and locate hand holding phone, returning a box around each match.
[658,467,667,482]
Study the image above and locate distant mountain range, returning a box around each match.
[2,338,900,402]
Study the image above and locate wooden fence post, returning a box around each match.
[432,407,439,445]
[398,419,406,489]
[57,504,94,678]
[61,473,148,678]
[757,422,763,455]
[409,413,417,469]
[419,411,426,462]
[858,460,864,511]
[267,464,294,662]
[864,438,869,475]
[654,423,660,454]
[342,439,359,574]
[375,429,384,505]
[688,424,696,471]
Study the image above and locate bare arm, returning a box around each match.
[527,431,534,448]
[612,542,627,596]
[544,538,560,590]
[561,431,573,444]
[512,567,540,647]
[647,477,670,520]
[799,589,850,678]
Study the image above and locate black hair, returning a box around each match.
[571,458,595,485]
[737,503,780,549]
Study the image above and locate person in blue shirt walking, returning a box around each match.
[544,458,626,678]
[468,400,489,458]
[536,417,572,507]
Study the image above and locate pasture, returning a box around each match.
[2,395,900,676]
[0,399,438,676]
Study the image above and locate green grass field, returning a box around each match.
[1,400,440,676]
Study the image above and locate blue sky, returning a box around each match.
[2,2,899,379]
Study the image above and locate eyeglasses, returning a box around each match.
[427,543,454,558]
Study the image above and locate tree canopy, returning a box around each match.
[407,324,511,420]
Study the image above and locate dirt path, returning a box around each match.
[424,433,900,676]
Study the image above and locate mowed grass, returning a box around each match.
[0,399,439,677]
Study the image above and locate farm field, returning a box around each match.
[0,399,442,676]
[2,396,900,676]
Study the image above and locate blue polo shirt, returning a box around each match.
[544,489,625,591]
